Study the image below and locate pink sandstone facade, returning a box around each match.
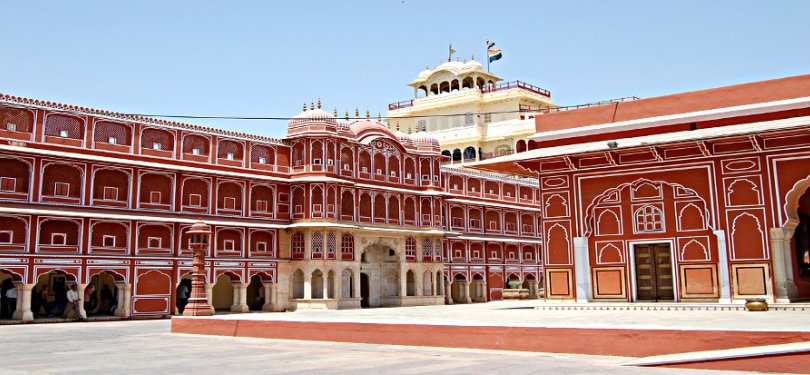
[0,96,542,321]
[471,74,810,304]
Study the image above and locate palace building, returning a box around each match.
[386,58,555,163]
[469,73,810,303]
[0,96,542,321]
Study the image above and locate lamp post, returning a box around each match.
[183,220,213,316]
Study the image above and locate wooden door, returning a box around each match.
[634,243,674,301]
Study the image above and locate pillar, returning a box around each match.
[445,280,453,304]
[262,282,273,311]
[114,283,132,317]
[714,230,732,303]
[334,272,342,300]
[415,271,423,297]
[11,283,22,320]
[573,237,591,303]
[463,281,471,304]
[231,283,249,312]
[770,227,799,303]
[205,283,214,314]
[303,272,312,300]
[77,283,88,319]
[16,284,34,322]
[528,280,539,300]
[481,281,488,302]
[399,266,407,297]
[322,273,329,300]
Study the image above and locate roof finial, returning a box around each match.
[377,112,381,120]
[317,97,321,109]
[333,106,338,117]
[396,122,400,131]
[355,107,359,117]
[365,109,370,118]
[310,102,314,110]
[345,109,349,120]
[425,65,429,70]
[471,54,475,61]
[456,57,460,62]
[463,58,467,63]
[302,102,307,112]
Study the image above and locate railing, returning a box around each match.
[483,81,551,98]
[388,99,414,111]
[519,96,641,114]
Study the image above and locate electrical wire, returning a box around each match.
[122,108,550,122]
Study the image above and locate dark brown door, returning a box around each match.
[634,243,674,301]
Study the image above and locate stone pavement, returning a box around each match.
[1,319,764,374]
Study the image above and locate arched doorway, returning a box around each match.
[291,269,304,299]
[86,272,120,316]
[359,243,400,307]
[791,186,810,297]
[247,275,264,311]
[33,270,77,319]
[360,273,370,308]
[451,274,468,304]
[211,273,237,311]
[1,270,23,319]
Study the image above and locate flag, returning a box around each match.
[486,40,495,48]
[488,48,502,63]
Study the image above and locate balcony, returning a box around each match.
[482,81,551,98]
[388,99,414,111]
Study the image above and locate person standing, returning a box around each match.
[63,284,84,321]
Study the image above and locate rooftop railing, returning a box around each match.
[483,81,551,97]
[519,96,641,115]
[388,99,415,111]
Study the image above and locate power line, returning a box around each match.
[122,109,546,122]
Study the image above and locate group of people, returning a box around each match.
[0,279,117,321]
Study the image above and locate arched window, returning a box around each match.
[94,121,132,146]
[327,232,336,259]
[634,205,664,233]
[141,128,173,152]
[251,144,275,165]
[45,115,83,139]
[218,140,244,161]
[452,149,462,162]
[0,107,34,133]
[182,134,210,156]
[463,147,476,160]
[421,238,433,261]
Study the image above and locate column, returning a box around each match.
[445,280,453,304]
[17,284,34,322]
[573,237,591,303]
[231,283,249,312]
[770,227,799,303]
[334,272,342,300]
[114,283,132,317]
[399,266,407,297]
[415,271,423,297]
[205,283,214,314]
[481,281,488,302]
[262,283,273,311]
[463,281,471,304]
[714,230,732,303]
[303,271,312,300]
[77,283,88,319]
[322,274,329,300]
[528,280,539,300]
[353,268,361,299]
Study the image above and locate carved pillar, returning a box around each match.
[185,221,214,316]
[114,283,132,317]
[770,227,799,303]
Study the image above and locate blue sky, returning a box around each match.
[2,1,808,138]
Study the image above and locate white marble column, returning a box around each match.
[714,230,732,303]
[262,283,273,311]
[353,268,361,299]
[322,274,329,300]
[16,284,34,322]
[399,266,407,297]
[573,237,591,303]
[114,283,132,317]
[770,227,799,303]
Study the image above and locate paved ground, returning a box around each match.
[201,300,810,332]
[1,319,765,374]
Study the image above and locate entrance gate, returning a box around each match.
[633,243,674,301]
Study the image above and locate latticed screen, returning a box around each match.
[251,145,274,163]
[45,115,83,139]
[422,238,433,257]
[94,121,132,145]
[327,232,336,256]
[311,232,323,255]
[142,128,173,150]
[435,239,442,257]
[218,140,243,159]
[183,135,210,154]
[0,107,34,132]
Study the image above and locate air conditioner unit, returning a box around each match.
[152,142,161,150]
[226,153,234,160]
[59,130,69,138]
[108,137,117,145]
[192,148,200,155]
[6,123,16,132]
[258,157,267,164]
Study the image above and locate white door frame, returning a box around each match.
[628,239,678,302]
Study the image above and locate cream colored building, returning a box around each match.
[386,59,555,164]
